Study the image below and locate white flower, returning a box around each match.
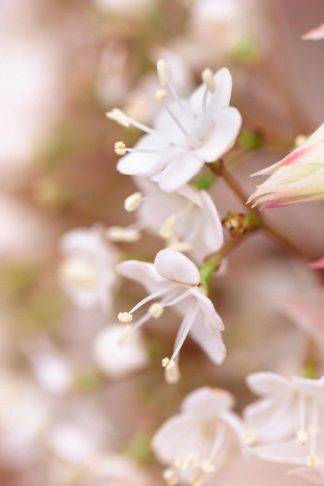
[93,0,155,18]
[59,226,118,312]
[116,248,225,382]
[93,325,148,378]
[109,177,223,262]
[107,61,241,192]
[244,372,324,471]
[152,387,243,485]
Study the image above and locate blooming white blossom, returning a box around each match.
[109,177,223,262]
[152,387,244,485]
[302,23,324,41]
[108,62,241,192]
[93,325,148,378]
[59,226,118,312]
[244,372,324,474]
[116,248,225,382]
[248,124,324,208]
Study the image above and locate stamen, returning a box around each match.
[163,468,179,486]
[157,59,170,86]
[117,325,133,345]
[297,429,308,445]
[162,358,180,384]
[159,214,176,239]
[118,312,133,323]
[202,68,215,93]
[114,141,127,155]
[124,192,143,212]
[155,88,167,103]
[106,109,130,127]
[167,240,192,253]
[149,302,164,318]
[170,303,198,363]
[129,287,173,315]
[244,430,257,446]
[307,453,319,467]
[200,460,215,474]
[106,226,141,242]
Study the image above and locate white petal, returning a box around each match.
[152,415,213,465]
[246,372,291,397]
[117,136,167,176]
[116,260,168,295]
[196,107,242,162]
[157,152,204,192]
[190,312,226,364]
[154,249,200,286]
[93,326,148,378]
[252,440,306,466]
[181,387,234,416]
[190,288,224,331]
[189,68,232,115]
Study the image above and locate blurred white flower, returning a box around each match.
[245,372,324,468]
[138,178,223,261]
[248,123,324,208]
[93,0,155,18]
[302,23,324,41]
[0,370,50,467]
[31,348,73,396]
[108,63,241,192]
[93,325,148,378]
[59,226,119,312]
[117,248,225,382]
[153,387,243,485]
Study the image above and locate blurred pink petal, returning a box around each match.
[302,23,324,41]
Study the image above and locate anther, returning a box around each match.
[159,214,176,240]
[202,68,215,93]
[200,459,215,474]
[163,468,179,486]
[154,88,167,103]
[106,109,130,127]
[162,358,180,384]
[244,430,257,446]
[297,429,308,445]
[157,59,170,86]
[106,226,141,242]
[149,302,164,319]
[114,141,127,155]
[307,453,319,467]
[118,312,133,323]
[124,192,143,212]
[117,325,133,345]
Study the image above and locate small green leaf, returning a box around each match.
[302,362,317,379]
[238,130,263,150]
[199,253,221,292]
[191,171,217,190]
[124,433,152,463]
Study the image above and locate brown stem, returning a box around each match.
[207,160,307,261]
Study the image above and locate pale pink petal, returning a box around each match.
[190,318,226,364]
[157,152,204,192]
[302,23,324,41]
[190,288,224,331]
[310,257,324,270]
[289,466,324,484]
[154,249,200,286]
[252,440,307,466]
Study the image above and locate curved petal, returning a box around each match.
[154,249,200,286]
[157,152,204,192]
[190,313,226,364]
[252,440,306,466]
[181,387,235,416]
[116,260,167,295]
[190,288,224,331]
[246,372,291,397]
[189,68,232,115]
[196,107,242,162]
[117,136,167,176]
[152,415,213,465]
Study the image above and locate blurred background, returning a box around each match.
[1,0,324,484]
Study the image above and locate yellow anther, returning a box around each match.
[124,192,143,212]
[118,312,133,323]
[114,141,127,155]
